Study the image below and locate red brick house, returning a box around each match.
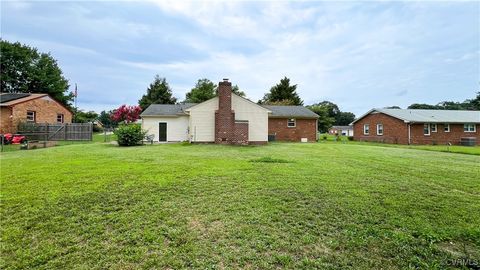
[141,79,319,144]
[0,93,73,134]
[352,108,480,145]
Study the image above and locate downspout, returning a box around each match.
[407,122,411,145]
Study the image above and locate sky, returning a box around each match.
[1,0,479,115]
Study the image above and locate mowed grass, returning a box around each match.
[1,143,479,269]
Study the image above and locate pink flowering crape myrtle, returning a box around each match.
[111,105,142,123]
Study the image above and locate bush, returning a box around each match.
[347,136,354,141]
[113,124,146,146]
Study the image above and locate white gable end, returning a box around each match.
[188,97,219,142]
[231,95,269,142]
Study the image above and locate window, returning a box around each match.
[364,124,370,135]
[464,124,476,132]
[423,124,430,136]
[430,124,437,132]
[57,114,64,123]
[287,118,296,127]
[376,124,383,135]
[444,124,450,132]
[26,111,36,122]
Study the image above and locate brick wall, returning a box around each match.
[410,123,479,145]
[214,80,250,145]
[353,113,409,144]
[0,107,13,133]
[233,121,249,145]
[6,96,72,133]
[268,118,317,142]
[353,112,479,145]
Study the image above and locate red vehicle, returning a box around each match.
[1,133,26,144]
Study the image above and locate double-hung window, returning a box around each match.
[444,124,450,132]
[464,124,476,132]
[376,124,383,135]
[57,114,64,123]
[26,111,36,122]
[430,124,437,132]
[287,118,296,128]
[423,124,430,136]
[364,124,370,135]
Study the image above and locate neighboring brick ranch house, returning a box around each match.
[141,79,319,144]
[352,108,480,145]
[0,93,73,134]
[328,125,354,136]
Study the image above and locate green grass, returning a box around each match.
[1,142,479,269]
[317,133,480,155]
[0,133,115,152]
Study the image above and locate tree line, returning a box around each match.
[137,74,356,132]
[2,39,478,132]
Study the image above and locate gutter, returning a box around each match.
[408,123,411,145]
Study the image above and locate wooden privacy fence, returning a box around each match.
[17,123,93,141]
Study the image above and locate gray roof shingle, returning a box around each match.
[141,103,197,116]
[0,93,31,103]
[141,102,318,119]
[262,105,319,118]
[353,108,480,124]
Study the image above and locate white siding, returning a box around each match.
[187,98,218,142]
[232,95,269,142]
[142,116,189,142]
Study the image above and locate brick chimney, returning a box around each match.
[215,79,249,145]
[215,79,234,143]
[218,78,232,112]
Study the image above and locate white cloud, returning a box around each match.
[3,0,478,113]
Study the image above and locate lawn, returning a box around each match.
[1,142,479,269]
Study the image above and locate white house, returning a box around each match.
[141,79,319,144]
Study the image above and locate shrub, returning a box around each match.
[347,136,354,141]
[114,124,146,146]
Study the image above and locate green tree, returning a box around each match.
[466,92,480,110]
[213,84,246,97]
[98,110,118,128]
[231,85,246,98]
[259,77,303,105]
[384,106,402,109]
[185,78,217,103]
[307,105,335,132]
[313,101,340,117]
[138,75,176,110]
[336,112,356,126]
[0,40,72,106]
[73,109,98,123]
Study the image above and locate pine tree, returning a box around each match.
[138,75,177,110]
[259,77,303,105]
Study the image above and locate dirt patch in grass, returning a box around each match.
[249,157,292,163]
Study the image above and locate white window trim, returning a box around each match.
[430,124,437,132]
[423,124,430,136]
[444,124,450,133]
[376,124,383,136]
[287,118,296,128]
[464,123,476,133]
[364,124,370,135]
[26,111,36,122]
[57,113,64,123]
